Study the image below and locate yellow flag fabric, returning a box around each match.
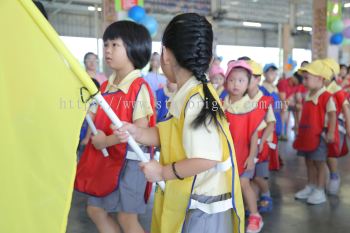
[0,1,98,233]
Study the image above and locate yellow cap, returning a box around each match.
[298,60,333,81]
[322,58,339,79]
[247,60,263,76]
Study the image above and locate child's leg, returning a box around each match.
[117,212,144,233]
[327,157,341,195]
[87,206,121,233]
[254,177,270,196]
[307,160,327,204]
[327,157,339,176]
[306,158,317,186]
[315,160,327,189]
[240,177,258,214]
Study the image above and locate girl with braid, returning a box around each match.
[113,13,244,233]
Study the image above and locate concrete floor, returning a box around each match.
[67,134,350,233]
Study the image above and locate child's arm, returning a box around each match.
[327,111,337,143]
[342,103,350,137]
[139,158,218,182]
[259,121,275,152]
[245,130,258,171]
[112,122,160,147]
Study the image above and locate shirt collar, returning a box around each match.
[305,86,326,105]
[262,81,277,93]
[106,70,141,93]
[168,76,201,118]
[223,94,255,114]
[250,90,263,102]
[326,81,341,94]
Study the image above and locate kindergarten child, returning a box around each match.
[209,64,227,100]
[223,60,264,233]
[247,60,276,213]
[294,60,339,205]
[261,63,282,169]
[75,21,156,233]
[323,58,350,195]
[113,13,244,233]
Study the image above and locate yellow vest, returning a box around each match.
[151,84,244,233]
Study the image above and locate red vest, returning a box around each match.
[256,96,273,163]
[293,91,339,155]
[75,78,156,200]
[268,131,280,171]
[226,103,266,176]
[331,90,348,157]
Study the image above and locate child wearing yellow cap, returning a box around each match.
[322,58,350,195]
[293,60,339,205]
[247,60,276,213]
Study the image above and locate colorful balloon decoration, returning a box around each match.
[127,6,146,22]
[127,6,158,38]
[330,33,343,45]
[140,15,158,37]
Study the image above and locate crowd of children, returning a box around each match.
[73,12,350,233]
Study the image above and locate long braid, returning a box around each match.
[162,13,225,128]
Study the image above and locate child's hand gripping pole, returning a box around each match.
[85,114,109,157]
[94,94,166,191]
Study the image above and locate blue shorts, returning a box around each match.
[240,168,255,179]
[297,137,327,161]
[254,161,269,178]
[87,159,147,214]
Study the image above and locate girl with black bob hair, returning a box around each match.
[113,13,244,233]
[75,20,156,233]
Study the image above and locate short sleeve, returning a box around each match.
[265,105,276,123]
[326,97,337,113]
[132,85,154,121]
[182,94,223,161]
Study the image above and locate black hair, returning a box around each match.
[293,71,303,84]
[340,64,348,70]
[33,1,48,19]
[149,52,160,72]
[83,52,98,64]
[103,21,151,69]
[237,56,251,61]
[162,13,224,128]
[301,61,309,67]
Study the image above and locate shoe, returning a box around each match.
[258,196,273,213]
[307,189,327,205]
[247,214,264,233]
[295,185,314,199]
[327,176,340,195]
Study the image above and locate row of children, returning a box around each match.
[72,11,350,233]
[75,13,246,233]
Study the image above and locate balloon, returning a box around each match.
[344,18,350,27]
[285,64,292,71]
[292,60,297,70]
[344,26,350,38]
[140,15,158,37]
[128,6,146,22]
[330,33,344,45]
[330,19,344,33]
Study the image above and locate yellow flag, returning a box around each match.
[0,1,98,232]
